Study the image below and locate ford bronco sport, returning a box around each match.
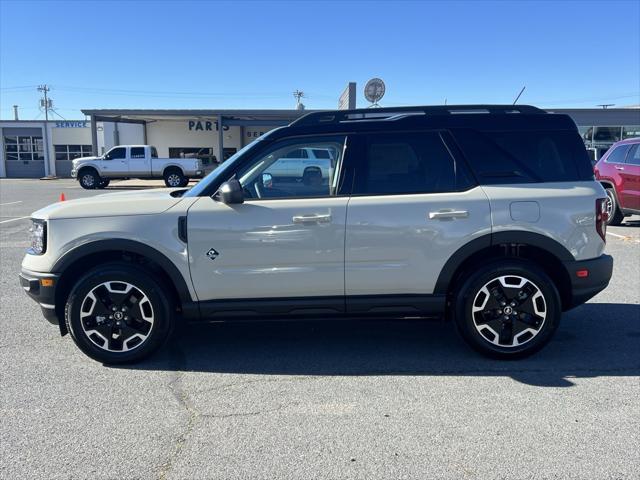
[20,105,613,364]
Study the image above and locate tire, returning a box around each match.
[179,177,189,188]
[97,178,110,189]
[605,187,624,226]
[64,263,174,364]
[164,169,186,188]
[78,169,100,190]
[453,260,561,359]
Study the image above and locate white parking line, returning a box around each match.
[0,216,29,224]
[607,231,628,239]
[0,201,22,206]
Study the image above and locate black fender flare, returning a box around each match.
[433,231,574,295]
[52,239,194,306]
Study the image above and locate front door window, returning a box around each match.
[236,136,346,200]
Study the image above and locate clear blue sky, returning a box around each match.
[1,0,639,119]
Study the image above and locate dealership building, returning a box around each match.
[0,107,638,178]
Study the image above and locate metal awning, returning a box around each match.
[81,108,316,160]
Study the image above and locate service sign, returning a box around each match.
[55,121,88,128]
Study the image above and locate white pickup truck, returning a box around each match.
[71,145,205,189]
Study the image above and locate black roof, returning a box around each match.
[274,104,578,138]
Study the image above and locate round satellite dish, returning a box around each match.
[364,78,386,106]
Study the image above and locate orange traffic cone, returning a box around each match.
[59,193,66,202]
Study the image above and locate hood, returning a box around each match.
[72,155,102,164]
[32,188,188,220]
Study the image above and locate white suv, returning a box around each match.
[20,105,613,364]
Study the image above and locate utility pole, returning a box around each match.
[293,90,305,110]
[38,84,52,120]
[37,85,53,176]
[13,105,19,120]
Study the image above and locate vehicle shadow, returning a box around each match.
[117,302,640,387]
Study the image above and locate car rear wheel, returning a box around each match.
[605,188,624,226]
[453,260,561,359]
[65,263,174,364]
[79,169,100,190]
[164,169,186,188]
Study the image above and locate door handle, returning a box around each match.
[615,166,625,171]
[292,214,332,224]
[428,210,469,219]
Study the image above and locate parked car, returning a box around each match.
[594,138,640,225]
[70,145,205,189]
[20,105,613,364]
[265,147,336,183]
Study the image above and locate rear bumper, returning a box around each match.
[19,269,61,326]
[563,254,613,309]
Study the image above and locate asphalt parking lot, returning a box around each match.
[1,178,639,480]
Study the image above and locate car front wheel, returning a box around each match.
[79,169,100,190]
[65,263,174,364]
[453,260,561,359]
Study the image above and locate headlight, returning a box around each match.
[28,219,46,255]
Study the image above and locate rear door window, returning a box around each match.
[453,129,592,183]
[605,144,631,164]
[625,144,640,166]
[130,147,145,158]
[353,131,472,195]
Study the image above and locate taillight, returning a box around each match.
[595,198,608,243]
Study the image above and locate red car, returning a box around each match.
[594,138,640,225]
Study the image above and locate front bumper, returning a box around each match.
[563,254,613,309]
[19,268,61,327]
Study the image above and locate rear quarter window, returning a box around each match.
[453,129,593,184]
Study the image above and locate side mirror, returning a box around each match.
[262,173,273,189]
[217,179,244,204]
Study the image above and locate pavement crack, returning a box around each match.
[156,344,201,480]
[201,402,296,420]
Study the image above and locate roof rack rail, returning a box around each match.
[291,104,544,128]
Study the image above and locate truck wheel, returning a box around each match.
[79,169,100,190]
[453,260,561,359]
[164,169,186,188]
[97,179,110,189]
[605,188,624,226]
[64,263,174,364]
[179,177,190,187]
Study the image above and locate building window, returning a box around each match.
[4,136,43,161]
[622,126,640,139]
[54,145,93,161]
[593,126,622,144]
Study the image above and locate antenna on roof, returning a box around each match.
[513,85,526,105]
[597,104,614,109]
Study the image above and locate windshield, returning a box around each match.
[183,129,280,197]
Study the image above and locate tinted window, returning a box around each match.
[605,145,630,164]
[454,129,592,183]
[284,148,308,159]
[354,132,462,195]
[151,147,158,158]
[105,147,126,160]
[131,147,145,158]
[313,149,331,159]
[626,144,640,166]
